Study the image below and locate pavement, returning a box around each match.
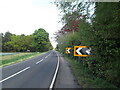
[54,53,81,88]
[0,50,81,89]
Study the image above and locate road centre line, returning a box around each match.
[45,56,48,58]
[2,52,51,69]
[0,52,52,83]
[49,52,60,89]
[36,59,43,64]
[0,66,30,83]
[36,52,51,64]
[45,53,51,59]
[47,53,50,57]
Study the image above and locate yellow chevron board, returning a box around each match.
[74,46,90,57]
[66,48,71,54]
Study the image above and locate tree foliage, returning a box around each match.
[2,28,53,52]
[4,35,33,52]
[55,2,120,87]
[32,28,53,52]
[2,31,12,52]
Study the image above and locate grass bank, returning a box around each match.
[0,52,46,67]
[64,56,118,88]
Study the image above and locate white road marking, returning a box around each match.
[2,52,48,69]
[0,52,52,83]
[36,52,51,64]
[0,66,30,83]
[36,59,43,64]
[45,53,51,59]
[49,51,60,89]
[45,56,48,58]
[48,53,51,56]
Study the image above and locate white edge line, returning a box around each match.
[0,66,30,83]
[49,52,60,89]
[36,59,43,64]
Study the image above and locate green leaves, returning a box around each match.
[2,28,53,52]
[55,2,120,87]
[4,35,33,52]
[32,28,53,52]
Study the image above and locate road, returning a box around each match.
[1,50,80,89]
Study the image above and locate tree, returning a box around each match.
[0,33,3,52]
[91,2,120,86]
[55,1,120,87]
[5,34,33,52]
[32,28,53,52]
[2,31,12,52]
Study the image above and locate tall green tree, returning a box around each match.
[0,33,3,52]
[5,34,33,52]
[55,1,120,87]
[91,2,120,86]
[2,31,12,52]
[32,28,53,52]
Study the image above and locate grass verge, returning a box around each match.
[0,52,47,67]
[64,56,118,88]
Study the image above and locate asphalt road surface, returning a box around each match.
[1,50,81,89]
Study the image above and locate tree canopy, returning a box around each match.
[32,28,52,52]
[55,2,120,87]
[2,28,53,52]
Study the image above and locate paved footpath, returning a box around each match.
[54,53,82,88]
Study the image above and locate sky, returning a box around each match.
[0,0,63,48]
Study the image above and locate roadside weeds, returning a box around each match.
[0,52,47,67]
[64,56,118,88]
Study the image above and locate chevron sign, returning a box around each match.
[74,46,91,57]
[66,48,71,54]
